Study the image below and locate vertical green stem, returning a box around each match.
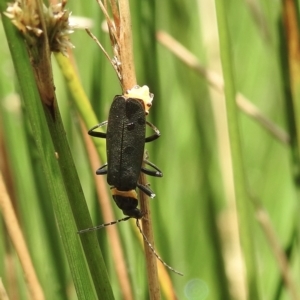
[0,1,115,298]
[214,1,260,299]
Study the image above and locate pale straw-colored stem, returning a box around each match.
[0,172,45,300]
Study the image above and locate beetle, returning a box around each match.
[89,93,162,218]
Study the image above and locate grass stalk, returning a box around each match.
[214,0,260,298]
[156,31,289,145]
[282,0,300,151]
[0,172,45,300]
[280,11,300,268]
[118,1,160,296]
[1,28,95,299]
[0,1,114,298]
[43,100,114,299]
[255,206,299,300]
[138,172,160,299]
[94,0,161,297]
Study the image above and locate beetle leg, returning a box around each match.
[137,183,156,198]
[145,121,160,143]
[88,120,108,138]
[96,163,108,175]
[141,159,163,177]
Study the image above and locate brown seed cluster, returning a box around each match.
[4,0,74,56]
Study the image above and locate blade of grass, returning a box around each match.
[0,18,96,300]
[54,53,106,161]
[0,2,114,298]
[281,0,300,248]
[214,0,260,299]
[44,96,114,299]
[282,0,300,151]
[0,92,68,299]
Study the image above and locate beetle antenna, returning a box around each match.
[135,219,183,276]
[77,216,132,234]
[85,29,122,82]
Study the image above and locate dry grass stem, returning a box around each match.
[85,28,122,81]
[0,172,45,300]
[139,172,160,299]
[94,0,160,296]
[118,0,136,90]
[96,0,136,90]
[0,278,10,300]
[30,0,54,106]
[256,208,299,300]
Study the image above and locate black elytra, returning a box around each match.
[88,95,162,218]
[107,96,146,190]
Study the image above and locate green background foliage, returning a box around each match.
[0,0,299,299]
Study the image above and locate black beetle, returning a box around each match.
[89,92,162,218]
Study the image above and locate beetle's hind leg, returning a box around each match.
[141,159,163,177]
[137,183,156,199]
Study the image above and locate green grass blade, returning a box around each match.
[54,53,106,162]
[214,0,260,299]
[44,103,114,298]
[0,2,114,298]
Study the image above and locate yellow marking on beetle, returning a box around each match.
[111,188,138,199]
